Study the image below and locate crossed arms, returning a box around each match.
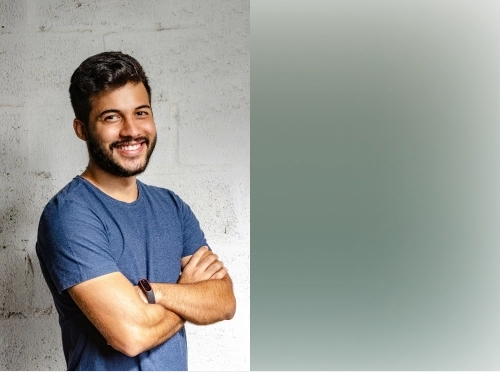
[68,246,236,357]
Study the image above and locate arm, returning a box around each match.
[153,246,237,325]
[153,277,235,325]
[68,272,184,357]
[67,247,233,356]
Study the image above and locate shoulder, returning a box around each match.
[42,177,91,215]
[40,177,107,232]
[138,180,178,198]
[138,181,190,209]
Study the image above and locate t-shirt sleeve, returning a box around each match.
[37,199,119,293]
[176,196,209,257]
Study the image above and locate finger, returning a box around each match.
[199,249,213,261]
[190,259,222,282]
[185,246,210,267]
[201,259,224,278]
[210,267,228,280]
[194,250,216,271]
[197,253,219,271]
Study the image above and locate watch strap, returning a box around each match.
[138,278,156,304]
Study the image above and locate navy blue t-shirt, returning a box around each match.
[36,176,207,370]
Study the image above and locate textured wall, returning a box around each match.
[0,0,249,370]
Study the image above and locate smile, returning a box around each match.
[117,143,142,151]
[111,137,149,153]
[111,139,149,157]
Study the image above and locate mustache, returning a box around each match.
[110,136,150,149]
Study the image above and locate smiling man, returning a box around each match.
[35,51,236,371]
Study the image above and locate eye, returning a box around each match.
[136,111,149,117]
[103,114,120,122]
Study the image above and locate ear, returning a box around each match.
[73,119,88,141]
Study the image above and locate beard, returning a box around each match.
[86,130,157,177]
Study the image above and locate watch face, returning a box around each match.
[140,279,152,291]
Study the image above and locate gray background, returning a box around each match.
[0,0,249,370]
[252,0,500,370]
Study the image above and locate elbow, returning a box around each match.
[114,344,144,358]
[223,277,236,320]
[190,296,236,325]
[219,278,236,321]
[224,294,237,320]
[113,345,143,358]
[107,325,148,357]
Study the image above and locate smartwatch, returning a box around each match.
[138,278,156,304]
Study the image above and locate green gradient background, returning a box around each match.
[251,1,500,370]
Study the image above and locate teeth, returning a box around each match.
[118,143,141,151]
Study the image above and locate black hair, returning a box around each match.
[69,51,151,125]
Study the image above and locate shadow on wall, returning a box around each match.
[0,171,66,368]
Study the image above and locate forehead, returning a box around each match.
[90,82,150,114]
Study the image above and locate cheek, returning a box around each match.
[144,121,156,135]
[97,128,120,143]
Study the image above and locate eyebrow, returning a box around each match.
[97,105,152,118]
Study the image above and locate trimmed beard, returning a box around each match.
[86,130,157,177]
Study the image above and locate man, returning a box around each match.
[36,51,236,371]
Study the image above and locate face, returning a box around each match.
[84,82,157,177]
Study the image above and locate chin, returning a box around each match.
[113,158,151,177]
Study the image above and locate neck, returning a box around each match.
[81,162,139,203]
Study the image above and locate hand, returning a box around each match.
[178,246,228,284]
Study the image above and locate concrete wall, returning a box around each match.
[0,0,249,370]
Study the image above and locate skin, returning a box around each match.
[73,82,156,202]
[68,82,236,357]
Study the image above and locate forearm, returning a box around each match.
[69,272,185,357]
[152,276,236,325]
[130,304,185,355]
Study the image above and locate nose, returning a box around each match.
[119,116,140,138]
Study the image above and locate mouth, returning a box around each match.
[117,143,142,151]
[111,137,149,156]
